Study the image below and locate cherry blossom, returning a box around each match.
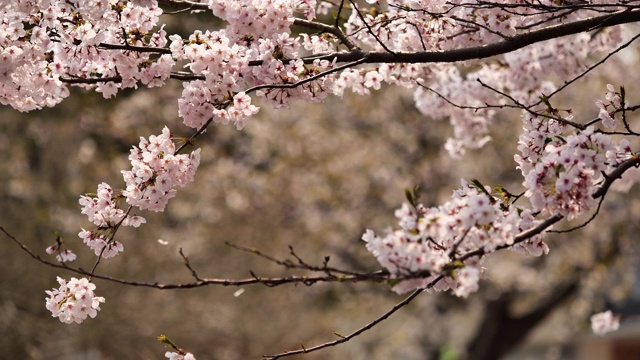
[121,126,201,212]
[78,228,124,258]
[45,244,77,262]
[516,107,636,219]
[75,126,200,259]
[79,182,129,228]
[597,84,624,129]
[591,311,620,335]
[45,277,105,324]
[363,180,546,296]
[165,352,196,360]
[77,181,144,257]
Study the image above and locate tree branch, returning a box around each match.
[59,9,640,87]
[262,284,433,359]
[307,9,640,64]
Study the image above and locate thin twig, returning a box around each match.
[348,0,397,55]
[548,195,606,234]
[540,32,640,104]
[262,285,432,359]
[179,248,203,282]
[243,57,368,95]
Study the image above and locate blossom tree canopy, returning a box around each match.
[2,1,640,359]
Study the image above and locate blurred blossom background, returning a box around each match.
[2,10,640,360]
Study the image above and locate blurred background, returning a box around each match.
[2,8,640,360]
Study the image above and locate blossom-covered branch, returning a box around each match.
[2,1,640,359]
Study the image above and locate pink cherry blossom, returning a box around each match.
[591,311,620,335]
[165,352,196,360]
[45,277,105,324]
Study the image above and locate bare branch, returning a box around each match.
[308,9,640,64]
[262,285,433,359]
[4,154,638,290]
[179,248,203,282]
[294,18,359,51]
[541,31,640,104]
[244,57,368,95]
[58,10,640,92]
[592,155,640,198]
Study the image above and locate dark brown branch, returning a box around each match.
[157,0,208,11]
[179,248,203,282]
[458,214,565,262]
[541,31,640,104]
[244,57,368,95]
[548,195,606,234]
[293,18,358,50]
[467,280,579,360]
[97,42,172,54]
[417,82,519,111]
[59,9,640,89]
[5,154,638,290]
[262,284,434,359]
[592,155,640,198]
[308,9,640,64]
[59,72,206,84]
[60,75,123,84]
[226,242,365,276]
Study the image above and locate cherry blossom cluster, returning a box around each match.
[72,126,200,261]
[45,243,77,262]
[597,84,624,129]
[362,180,547,297]
[78,182,144,258]
[171,0,343,130]
[362,82,636,334]
[519,125,612,218]
[411,25,622,157]
[165,351,196,360]
[345,1,624,156]
[122,126,201,211]
[351,0,622,54]
[45,277,105,324]
[1,1,170,110]
[3,0,628,154]
[515,89,637,218]
[45,126,202,323]
[171,24,333,130]
[207,0,314,40]
[591,310,620,335]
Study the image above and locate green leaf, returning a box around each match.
[157,334,176,347]
[388,279,401,288]
[439,343,459,360]
[539,93,551,108]
[470,178,485,191]
[405,185,421,208]
[405,188,415,207]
